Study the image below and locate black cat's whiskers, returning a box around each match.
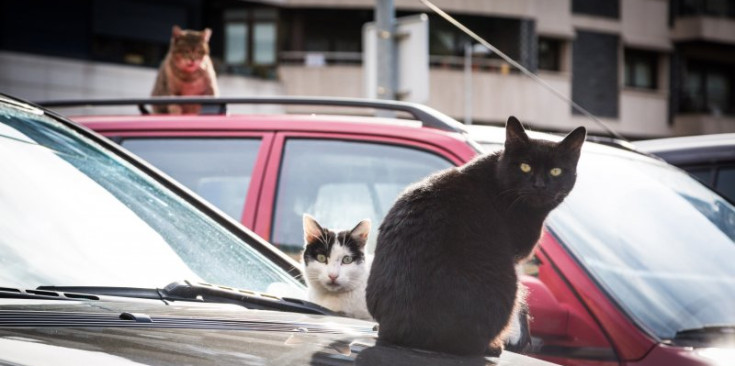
[506,194,527,213]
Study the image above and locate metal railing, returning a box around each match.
[36,96,468,134]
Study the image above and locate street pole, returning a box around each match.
[375,0,396,101]
[464,42,472,125]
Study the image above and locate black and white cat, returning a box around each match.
[366,116,585,356]
[302,214,373,321]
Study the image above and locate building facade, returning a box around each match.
[1,0,733,137]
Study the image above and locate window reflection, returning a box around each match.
[273,139,453,255]
[548,151,735,340]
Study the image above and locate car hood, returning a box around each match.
[0,298,555,366]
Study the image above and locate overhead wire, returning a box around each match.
[419,0,627,141]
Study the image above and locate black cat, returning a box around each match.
[366,116,586,356]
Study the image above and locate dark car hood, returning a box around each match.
[0,298,555,366]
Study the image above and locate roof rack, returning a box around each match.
[36,96,468,134]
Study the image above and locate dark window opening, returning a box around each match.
[624,49,659,90]
[428,15,525,72]
[673,0,735,18]
[680,61,735,115]
[223,7,278,78]
[278,9,372,66]
[538,38,562,71]
[572,0,620,18]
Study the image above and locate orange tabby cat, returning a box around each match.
[150,25,218,114]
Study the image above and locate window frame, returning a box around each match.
[223,7,279,77]
[253,132,468,249]
[624,48,659,90]
[108,131,274,230]
[538,37,563,72]
[680,61,735,115]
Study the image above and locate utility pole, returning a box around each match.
[464,42,472,125]
[375,0,396,100]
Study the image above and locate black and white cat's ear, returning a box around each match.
[558,126,587,153]
[302,214,324,246]
[349,219,372,249]
[202,28,212,42]
[505,116,530,148]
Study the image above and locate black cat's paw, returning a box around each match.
[484,345,503,358]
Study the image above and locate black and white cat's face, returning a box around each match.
[302,214,371,293]
[498,116,586,208]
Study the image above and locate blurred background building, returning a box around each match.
[1,0,734,137]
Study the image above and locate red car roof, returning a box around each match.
[73,113,480,161]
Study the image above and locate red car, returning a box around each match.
[45,97,735,366]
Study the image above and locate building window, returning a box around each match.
[680,62,734,115]
[538,38,562,71]
[572,0,620,18]
[624,49,658,90]
[674,0,735,18]
[224,8,278,78]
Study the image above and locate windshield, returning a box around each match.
[0,98,305,298]
[546,148,735,340]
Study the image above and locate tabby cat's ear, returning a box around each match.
[505,116,529,149]
[302,214,324,246]
[172,25,183,38]
[202,28,212,42]
[558,126,587,153]
[350,219,372,249]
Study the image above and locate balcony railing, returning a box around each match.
[278,51,516,73]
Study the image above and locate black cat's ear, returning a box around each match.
[202,28,212,42]
[349,219,371,249]
[505,116,529,149]
[302,214,323,246]
[558,126,587,153]
[172,25,183,38]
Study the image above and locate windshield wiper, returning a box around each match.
[37,280,336,316]
[669,326,735,347]
[0,287,99,301]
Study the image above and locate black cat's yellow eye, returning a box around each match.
[342,256,354,264]
[520,163,532,173]
[316,254,327,263]
[550,168,563,177]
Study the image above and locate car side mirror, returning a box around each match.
[521,275,570,338]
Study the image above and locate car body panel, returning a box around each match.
[0,298,557,366]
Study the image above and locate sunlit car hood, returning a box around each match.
[0,298,554,366]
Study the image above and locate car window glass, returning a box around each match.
[715,166,735,201]
[121,138,260,220]
[547,152,735,340]
[1,112,302,297]
[685,167,713,186]
[272,139,453,255]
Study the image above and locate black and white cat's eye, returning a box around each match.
[520,163,532,173]
[316,254,327,263]
[342,256,354,264]
[550,168,563,177]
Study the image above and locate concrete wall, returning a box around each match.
[277,62,685,137]
[0,51,284,115]
[622,0,672,50]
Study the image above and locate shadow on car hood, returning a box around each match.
[0,299,556,366]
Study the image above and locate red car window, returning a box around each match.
[271,138,454,255]
[121,138,262,220]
